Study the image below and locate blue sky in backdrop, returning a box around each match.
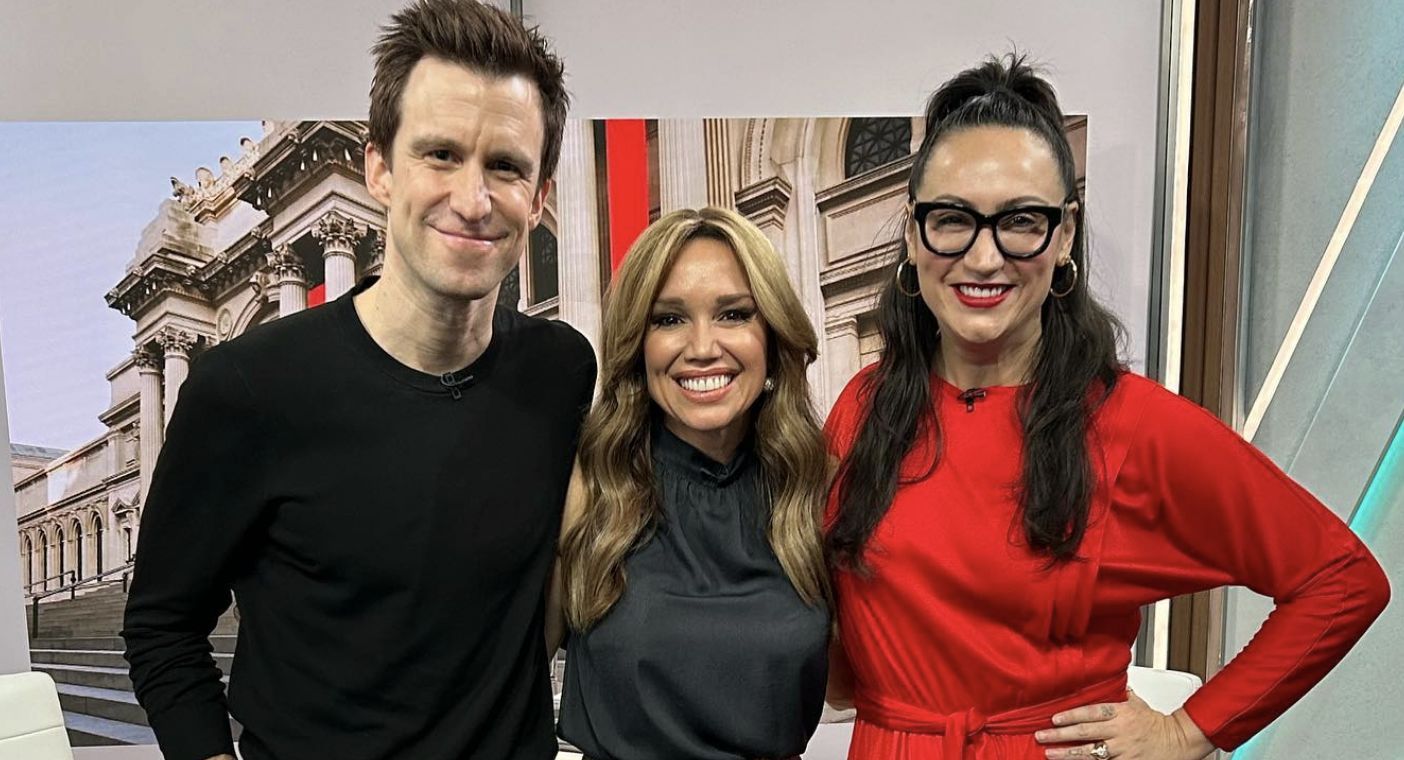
[0,121,262,450]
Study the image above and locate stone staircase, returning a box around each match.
[27,583,239,746]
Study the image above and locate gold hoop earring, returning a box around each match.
[895,259,921,297]
[1050,259,1078,298]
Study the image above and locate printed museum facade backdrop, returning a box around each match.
[8,115,1086,745]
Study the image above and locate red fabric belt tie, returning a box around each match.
[854,673,1128,760]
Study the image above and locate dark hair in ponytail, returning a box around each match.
[827,53,1124,571]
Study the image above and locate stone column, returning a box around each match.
[46,531,59,591]
[42,529,52,589]
[781,121,830,405]
[64,524,78,582]
[134,348,164,502]
[158,328,196,427]
[736,167,832,400]
[704,119,735,209]
[825,317,861,413]
[272,245,308,317]
[658,119,710,213]
[97,502,115,573]
[554,119,603,352]
[313,210,365,300]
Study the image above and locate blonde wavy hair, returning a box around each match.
[561,207,830,630]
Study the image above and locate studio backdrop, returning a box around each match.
[0,1,1166,756]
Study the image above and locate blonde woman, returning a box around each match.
[547,207,830,760]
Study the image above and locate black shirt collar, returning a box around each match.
[335,276,505,395]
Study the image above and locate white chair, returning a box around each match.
[803,667,1202,760]
[0,671,74,760]
[1127,665,1202,714]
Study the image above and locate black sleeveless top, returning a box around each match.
[556,422,829,759]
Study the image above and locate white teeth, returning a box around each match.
[679,374,734,392]
[958,285,1007,299]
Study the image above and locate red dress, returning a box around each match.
[824,369,1390,759]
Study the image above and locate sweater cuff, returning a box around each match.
[147,699,235,760]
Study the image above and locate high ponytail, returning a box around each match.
[908,53,1077,205]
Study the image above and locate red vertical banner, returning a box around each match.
[307,283,326,308]
[604,119,650,273]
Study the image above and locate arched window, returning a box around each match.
[92,514,105,575]
[55,526,66,585]
[70,518,84,580]
[528,225,559,305]
[37,529,49,592]
[844,117,913,177]
[497,265,521,310]
[20,536,32,592]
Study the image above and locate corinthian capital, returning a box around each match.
[157,327,197,356]
[369,228,386,267]
[268,245,306,280]
[312,210,368,253]
[132,347,162,371]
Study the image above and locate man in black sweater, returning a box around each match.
[121,2,594,759]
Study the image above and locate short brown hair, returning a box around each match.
[369,0,568,184]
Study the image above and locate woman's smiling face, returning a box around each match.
[907,125,1078,353]
[643,235,769,461]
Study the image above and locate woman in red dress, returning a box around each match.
[823,54,1390,760]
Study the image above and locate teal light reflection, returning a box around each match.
[1348,411,1404,538]
[1232,408,1402,759]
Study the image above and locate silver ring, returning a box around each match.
[1089,740,1110,760]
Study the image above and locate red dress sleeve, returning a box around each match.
[1122,383,1390,749]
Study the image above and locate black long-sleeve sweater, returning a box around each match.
[122,279,595,760]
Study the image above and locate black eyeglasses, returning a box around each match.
[912,196,1077,259]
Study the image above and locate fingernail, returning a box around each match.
[1051,714,1064,725]
[1035,731,1049,741]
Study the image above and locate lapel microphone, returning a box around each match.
[440,371,475,400]
[957,387,987,413]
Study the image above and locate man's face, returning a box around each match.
[365,56,549,305]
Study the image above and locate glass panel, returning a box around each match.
[1228,3,1403,756]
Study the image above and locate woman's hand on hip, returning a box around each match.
[1033,689,1215,760]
